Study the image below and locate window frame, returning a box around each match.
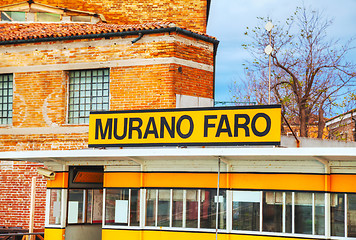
[101,188,356,239]
[67,68,110,125]
[0,73,13,125]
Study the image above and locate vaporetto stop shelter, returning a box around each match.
[2,105,356,240]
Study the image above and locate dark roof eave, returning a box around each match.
[0,27,219,46]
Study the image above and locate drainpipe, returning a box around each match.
[131,33,143,44]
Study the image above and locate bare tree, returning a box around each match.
[233,6,356,138]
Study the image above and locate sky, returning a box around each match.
[206,0,356,103]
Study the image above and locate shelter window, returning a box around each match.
[263,191,283,232]
[294,192,313,234]
[105,189,140,226]
[144,189,226,229]
[68,69,110,124]
[231,190,326,236]
[0,74,13,125]
[200,189,226,229]
[232,190,260,231]
[331,193,356,237]
[67,189,103,224]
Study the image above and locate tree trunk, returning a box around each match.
[299,106,308,137]
[317,107,325,139]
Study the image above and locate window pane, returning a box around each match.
[68,69,109,124]
[263,191,282,232]
[232,191,260,231]
[157,189,170,227]
[331,193,345,237]
[200,189,226,229]
[36,12,60,22]
[186,190,199,228]
[87,189,93,223]
[0,74,13,125]
[285,192,292,233]
[130,189,140,226]
[146,189,157,226]
[68,189,85,224]
[3,11,26,21]
[348,194,356,237]
[315,193,325,235]
[295,192,312,234]
[172,190,183,227]
[92,189,103,223]
[105,189,129,225]
[49,189,62,225]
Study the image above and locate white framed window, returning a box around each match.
[104,188,140,227]
[68,69,109,124]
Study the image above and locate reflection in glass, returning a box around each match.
[130,189,140,226]
[348,194,356,237]
[49,189,62,225]
[285,192,292,233]
[157,189,170,227]
[295,192,312,234]
[172,190,183,227]
[146,189,157,226]
[68,189,85,224]
[232,191,260,231]
[200,189,226,229]
[263,191,282,232]
[331,193,345,237]
[186,190,199,228]
[315,193,325,235]
[105,189,129,225]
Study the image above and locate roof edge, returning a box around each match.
[0,26,219,46]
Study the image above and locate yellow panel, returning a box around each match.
[331,174,356,193]
[104,172,141,188]
[103,172,356,193]
[47,172,68,188]
[44,228,65,240]
[102,229,312,240]
[230,173,326,192]
[145,172,228,189]
[89,106,281,147]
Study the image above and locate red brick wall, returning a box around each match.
[0,162,46,229]
[0,31,214,229]
[0,0,208,33]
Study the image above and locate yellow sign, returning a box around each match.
[88,105,281,147]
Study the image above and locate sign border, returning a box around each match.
[89,104,281,148]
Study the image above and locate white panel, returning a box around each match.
[68,201,79,224]
[115,200,128,223]
[176,94,214,108]
[198,97,214,107]
[233,191,261,203]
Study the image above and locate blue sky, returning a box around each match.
[207,0,356,103]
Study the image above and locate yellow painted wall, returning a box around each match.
[47,172,68,188]
[102,229,312,240]
[44,228,65,240]
[104,172,356,193]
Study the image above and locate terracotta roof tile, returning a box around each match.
[0,22,216,43]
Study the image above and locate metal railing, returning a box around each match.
[0,232,44,240]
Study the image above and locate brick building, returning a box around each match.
[326,108,356,142]
[0,0,217,232]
